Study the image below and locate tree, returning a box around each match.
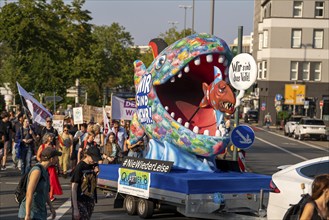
[0,0,94,98]
[87,23,139,106]
[159,27,192,46]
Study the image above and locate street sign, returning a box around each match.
[229,53,257,91]
[44,96,63,102]
[320,100,324,107]
[275,94,283,101]
[261,106,266,111]
[230,125,255,149]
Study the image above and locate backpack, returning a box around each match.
[283,193,312,220]
[14,164,43,204]
[80,169,97,203]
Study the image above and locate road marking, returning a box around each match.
[47,198,71,220]
[257,127,329,152]
[256,136,308,161]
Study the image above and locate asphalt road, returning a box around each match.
[0,125,328,219]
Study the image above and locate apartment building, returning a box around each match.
[252,0,329,123]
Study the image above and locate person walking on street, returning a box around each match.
[108,120,128,154]
[264,112,272,130]
[36,133,63,202]
[18,147,62,220]
[16,118,35,175]
[72,123,88,171]
[71,146,102,220]
[300,174,329,220]
[58,125,73,178]
[0,111,14,170]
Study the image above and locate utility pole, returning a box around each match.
[210,0,215,35]
[233,26,243,161]
[179,5,192,37]
[192,0,195,34]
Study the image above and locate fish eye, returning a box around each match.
[155,55,167,70]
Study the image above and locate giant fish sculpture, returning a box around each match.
[130,33,236,171]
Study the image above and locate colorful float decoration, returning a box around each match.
[129,33,244,171]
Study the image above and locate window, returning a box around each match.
[263,30,268,48]
[312,62,321,81]
[259,33,263,50]
[315,2,324,18]
[291,61,298,80]
[258,62,262,79]
[293,1,303,17]
[292,29,302,48]
[299,162,329,178]
[262,61,267,79]
[313,29,323,48]
[302,62,309,80]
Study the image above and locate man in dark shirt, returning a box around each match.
[71,146,101,220]
[40,117,58,147]
[0,111,13,170]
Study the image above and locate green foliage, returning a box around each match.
[0,0,93,98]
[277,111,290,121]
[159,27,192,45]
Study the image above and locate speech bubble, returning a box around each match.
[228,53,257,107]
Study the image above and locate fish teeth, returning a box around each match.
[170,112,175,118]
[206,54,213,63]
[203,130,209,135]
[224,67,229,76]
[184,122,190,128]
[215,130,221,137]
[170,77,175,83]
[193,126,199,134]
[223,59,228,67]
[184,65,190,73]
[178,72,182,78]
[218,55,225,63]
[194,57,201,66]
[165,106,169,111]
[177,118,182,124]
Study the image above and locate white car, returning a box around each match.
[293,118,327,140]
[267,156,329,220]
[284,115,304,137]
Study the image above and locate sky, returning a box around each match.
[83,0,254,46]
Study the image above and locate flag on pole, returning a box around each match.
[17,82,52,126]
[103,107,110,135]
[111,95,136,120]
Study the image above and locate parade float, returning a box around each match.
[98,33,270,219]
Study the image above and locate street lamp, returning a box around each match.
[168,21,179,29]
[179,5,192,37]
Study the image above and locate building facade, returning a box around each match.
[252,0,329,124]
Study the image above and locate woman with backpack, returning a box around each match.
[18,147,61,220]
[300,174,329,220]
[36,133,63,202]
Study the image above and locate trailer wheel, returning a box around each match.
[137,199,154,219]
[124,195,137,215]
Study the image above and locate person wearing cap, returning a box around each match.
[71,146,102,220]
[18,147,62,220]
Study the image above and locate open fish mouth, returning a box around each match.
[155,53,235,137]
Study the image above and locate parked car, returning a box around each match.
[244,110,258,123]
[284,115,304,137]
[267,156,329,220]
[293,118,327,141]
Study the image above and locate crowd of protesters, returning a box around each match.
[0,107,149,219]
